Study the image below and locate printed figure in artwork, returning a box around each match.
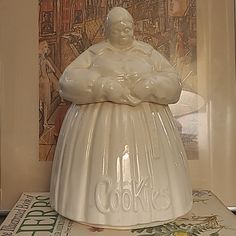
[175,31,187,73]
[39,40,59,128]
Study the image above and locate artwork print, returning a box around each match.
[39,0,198,161]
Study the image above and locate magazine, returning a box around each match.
[1,191,236,235]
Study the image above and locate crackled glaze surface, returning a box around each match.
[50,7,192,229]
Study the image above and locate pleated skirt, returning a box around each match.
[50,102,192,229]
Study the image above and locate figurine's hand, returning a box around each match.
[93,77,141,105]
[132,78,157,100]
[103,78,130,102]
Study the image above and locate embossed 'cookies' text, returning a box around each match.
[95,177,170,214]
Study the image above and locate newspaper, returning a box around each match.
[1,191,236,235]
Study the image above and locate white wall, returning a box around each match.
[0,0,52,210]
[190,0,236,206]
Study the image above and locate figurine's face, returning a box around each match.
[107,21,134,48]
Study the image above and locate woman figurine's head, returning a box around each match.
[105,7,134,49]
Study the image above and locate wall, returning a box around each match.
[0,0,52,210]
[189,0,236,206]
[203,0,236,206]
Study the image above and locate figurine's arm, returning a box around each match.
[59,50,100,104]
[133,50,181,105]
[59,49,141,106]
[152,50,182,104]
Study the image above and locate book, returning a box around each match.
[1,191,236,235]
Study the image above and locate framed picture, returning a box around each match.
[38,0,199,161]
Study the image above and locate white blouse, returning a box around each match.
[59,40,181,106]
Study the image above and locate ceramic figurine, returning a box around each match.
[50,7,192,229]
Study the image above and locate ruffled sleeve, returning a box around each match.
[59,46,141,106]
[59,49,97,104]
[132,49,182,105]
[153,50,182,104]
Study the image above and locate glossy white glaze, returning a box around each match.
[50,7,192,229]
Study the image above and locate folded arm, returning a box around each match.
[133,49,182,105]
[59,48,141,106]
